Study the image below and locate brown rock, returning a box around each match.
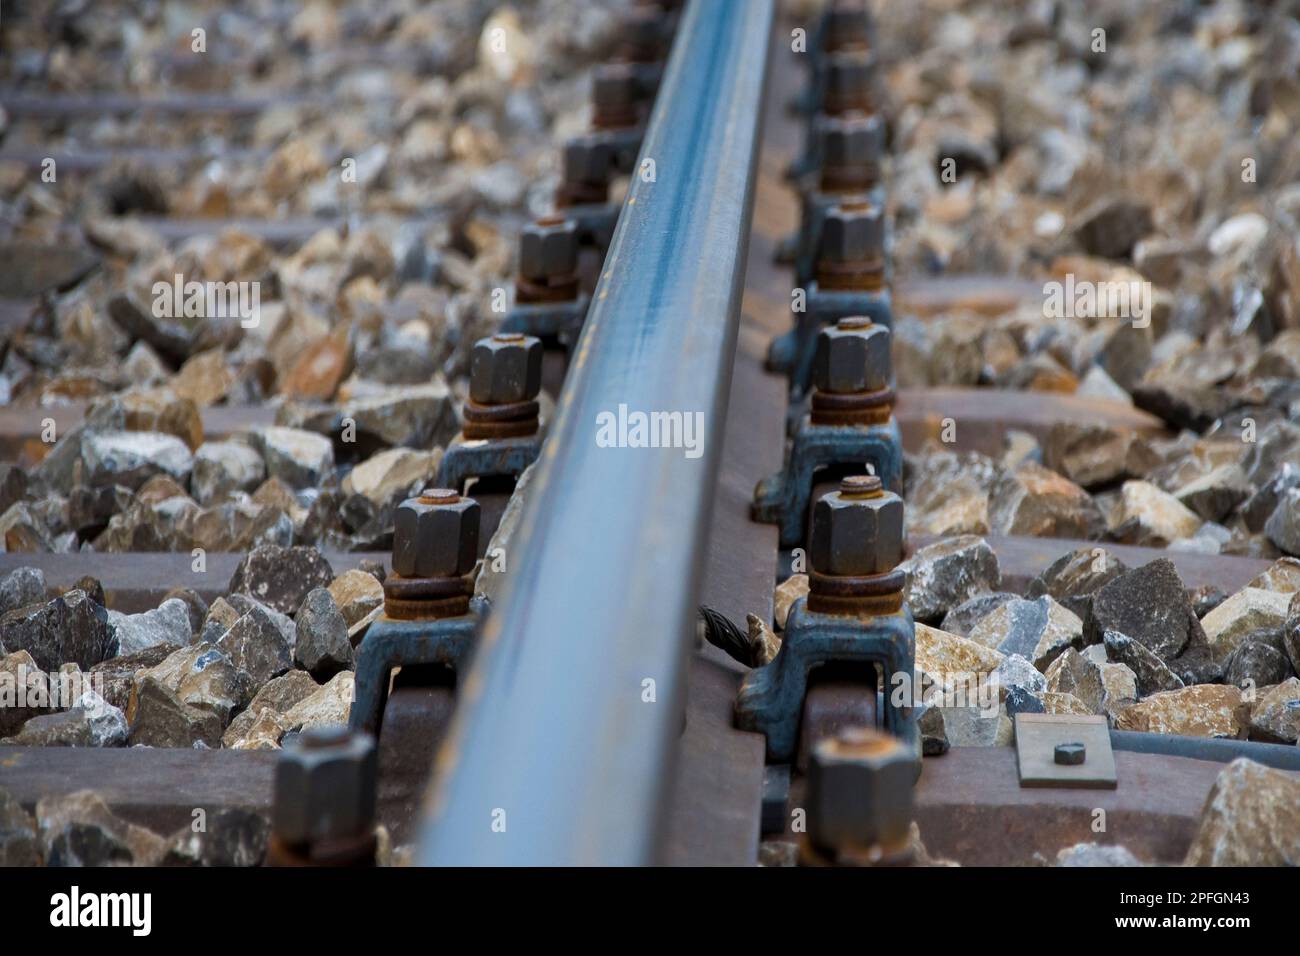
[0,650,49,735]
[1184,759,1300,866]
[171,348,236,408]
[36,789,167,866]
[327,569,386,628]
[127,675,225,747]
[1248,678,1300,743]
[1109,480,1202,546]
[278,324,353,401]
[280,670,353,732]
[1072,197,1153,260]
[989,463,1103,539]
[222,708,290,750]
[0,787,39,866]
[915,622,1006,691]
[1043,423,1134,489]
[1174,464,1252,524]
[774,574,810,630]
[128,643,252,725]
[1247,557,1300,594]
[1113,684,1248,738]
[1044,648,1105,713]
[1200,588,1290,667]
[113,389,204,450]
[87,644,175,712]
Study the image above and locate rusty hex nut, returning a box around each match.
[616,6,672,61]
[592,62,640,124]
[823,50,876,110]
[817,112,884,174]
[810,478,904,575]
[822,2,872,52]
[519,218,578,283]
[819,202,884,264]
[563,132,617,188]
[392,491,480,578]
[272,725,377,846]
[813,318,891,394]
[470,333,543,404]
[807,727,914,855]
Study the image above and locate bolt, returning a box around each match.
[823,50,876,113]
[822,1,872,52]
[272,725,376,847]
[470,333,543,405]
[817,112,884,189]
[592,62,640,127]
[616,6,672,62]
[392,491,480,578]
[807,726,914,858]
[813,316,891,394]
[562,132,617,192]
[839,474,881,497]
[819,201,884,265]
[810,476,904,576]
[1055,742,1086,765]
[519,216,579,284]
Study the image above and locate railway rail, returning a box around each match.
[1,0,1298,873]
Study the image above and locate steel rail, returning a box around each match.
[417,0,774,865]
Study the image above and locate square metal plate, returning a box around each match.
[1014,714,1117,789]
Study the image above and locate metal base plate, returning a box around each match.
[1015,714,1117,789]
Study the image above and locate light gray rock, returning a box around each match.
[81,430,193,490]
[251,426,335,489]
[990,653,1048,698]
[216,606,293,688]
[294,588,354,680]
[968,595,1083,669]
[1056,843,1144,866]
[940,591,1018,637]
[0,567,45,616]
[190,440,266,505]
[899,535,1000,624]
[108,598,192,656]
[1265,488,1300,556]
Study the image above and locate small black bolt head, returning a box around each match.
[1054,742,1087,766]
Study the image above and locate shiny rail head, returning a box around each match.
[418,0,776,866]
